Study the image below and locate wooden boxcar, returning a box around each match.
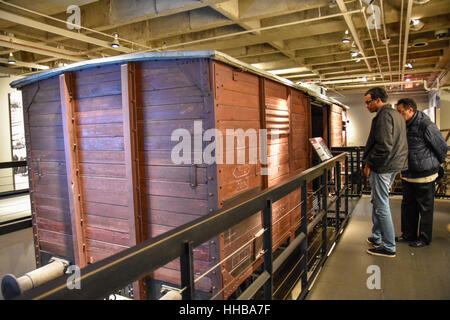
[11,51,347,299]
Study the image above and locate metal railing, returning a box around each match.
[17,152,356,300]
[0,160,31,235]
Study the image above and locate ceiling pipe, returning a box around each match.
[401,0,414,89]
[336,0,372,72]
[335,79,424,89]
[380,0,393,83]
[144,8,364,52]
[398,0,404,82]
[360,2,385,84]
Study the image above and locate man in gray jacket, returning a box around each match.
[363,87,408,258]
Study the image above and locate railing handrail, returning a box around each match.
[0,160,27,169]
[19,153,347,300]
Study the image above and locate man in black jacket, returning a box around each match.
[363,87,408,258]
[396,98,448,247]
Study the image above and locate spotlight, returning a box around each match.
[362,76,368,82]
[410,18,424,31]
[111,33,120,48]
[351,50,360,57]
[405,78,411,82]
[8,52,16,64]
[342,30,351,43]
[355,58,362,63]
[405,63,413,68]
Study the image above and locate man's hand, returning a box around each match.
[364,165,371,178]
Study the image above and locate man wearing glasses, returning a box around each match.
[396,98,447,248]
[363,87,408,258]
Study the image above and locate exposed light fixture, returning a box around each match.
[410,18,424,31]
[351,50,360,57]
[8,52,16,64]
[405,78,412,82]
[342,30,351,43]
[111,33,120,48]
[355,58,362,63]
[405,63,413,68]
[362,76,368,82]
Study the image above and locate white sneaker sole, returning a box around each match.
[366,249,396,258]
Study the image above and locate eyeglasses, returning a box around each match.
[365,99,374,105]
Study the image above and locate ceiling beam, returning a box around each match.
[0,34,85,62]
[0,9,132,53]
[0,57,49,70]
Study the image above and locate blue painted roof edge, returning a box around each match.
[10,49,349,110]
[10,50,217,89]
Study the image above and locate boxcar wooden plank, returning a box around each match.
[83,202,130,220]
[139,120,197,136]
[28,114,63,127]
[77,124,123,138]
[74,71,121,86]
[76,80,122,99]
[79,163,126,178]
[30,137,65,151]
[141,179,208,200]
[139,103,204,121]
[85,226,132,247]
[149,209,200,228]
[77,95,123,112]
[76,109,123,125]
[78,137,124,151]
[30,126,64,138]
[85,214,129,234]
[139,165,207,184]
[81,176,127,192]
[86,239,128,263]
[78,151,124,164]
[82,189,128,206]
[37,217,72,235]
[28,101,61,115]
[142,87,203,106]
[144,195,208,215]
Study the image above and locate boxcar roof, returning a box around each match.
[10,50,348,110]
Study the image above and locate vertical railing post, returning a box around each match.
[357,148,362,195]
[300,181,308,292]
[350,150,354,196]
[180,241,195,300]
[263,199,273,300]
[345,156,349,217]
[321,169,328,254]
[335,161,341,231]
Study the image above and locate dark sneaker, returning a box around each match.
[367,237,381,247]
[395,235,415,243]
[409,240,429,248]
[366,247,396,258]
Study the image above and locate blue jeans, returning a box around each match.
[369,171,397,253]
